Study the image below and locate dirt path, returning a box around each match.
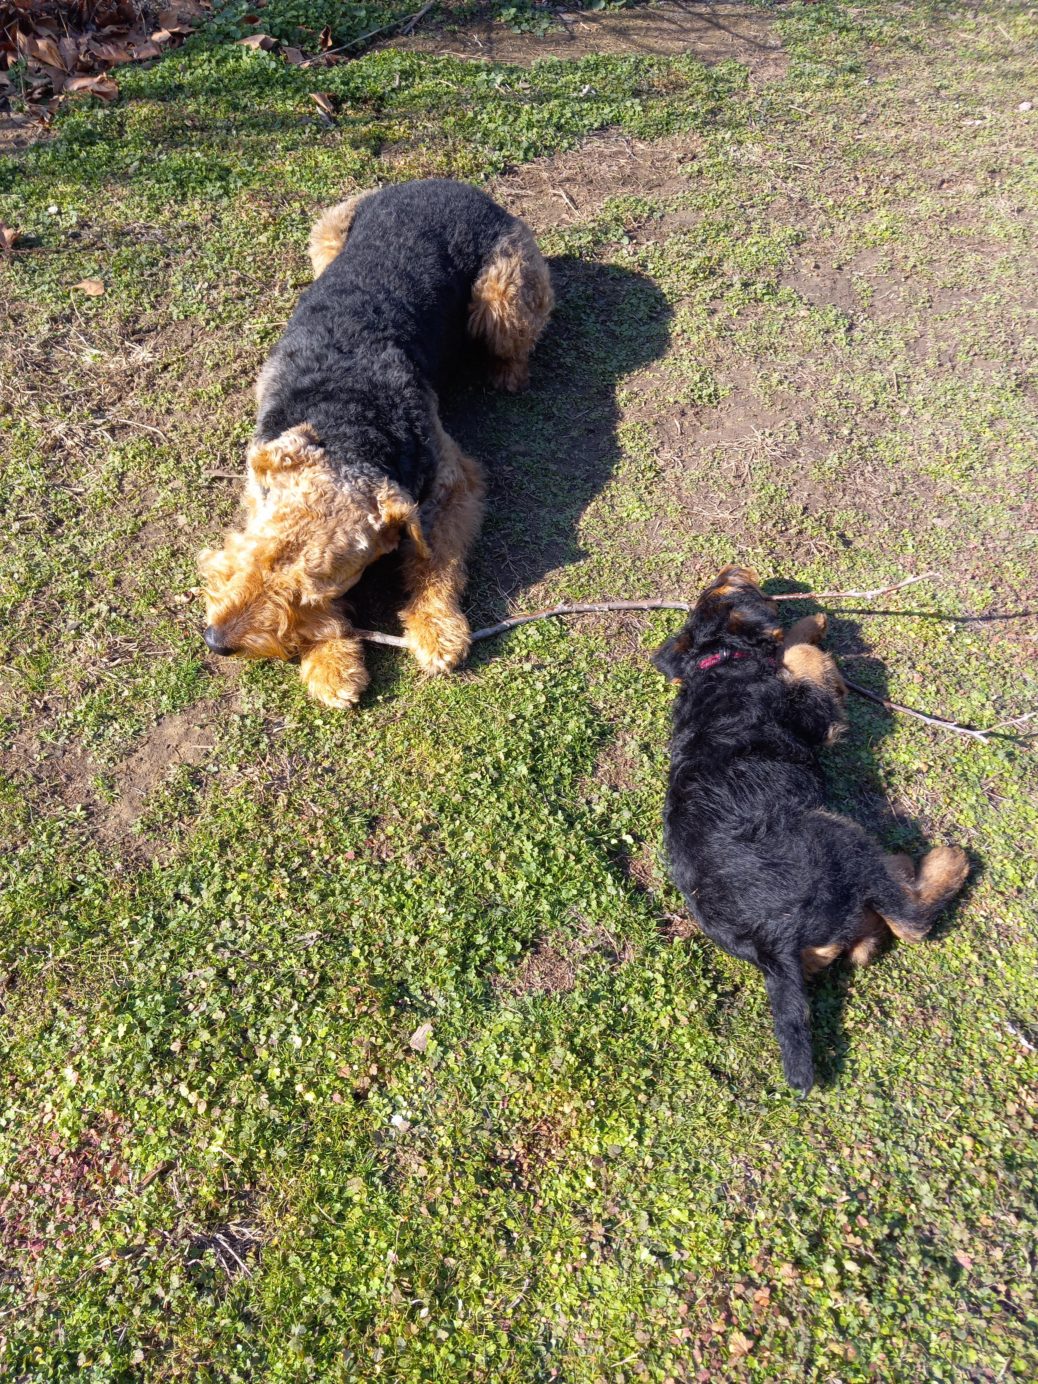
[387,0,786,80]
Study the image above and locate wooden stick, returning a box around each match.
[351,573,1013,741]
[330,0,437,51]
[353,577,940,648]
[769,572,939,603]
[841,676,990,743]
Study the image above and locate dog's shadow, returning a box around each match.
[753,583,979,1089]
[346,255,672,644]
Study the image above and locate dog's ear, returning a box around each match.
[247,426,322,481]
[376,486,430,560]
[652,630,691,683]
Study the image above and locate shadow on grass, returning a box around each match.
[347,254,673,656]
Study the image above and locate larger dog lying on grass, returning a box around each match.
[654,565,969,1093]
[199,179,553,708]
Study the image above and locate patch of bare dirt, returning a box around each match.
[101,706,217,838]
[491,127,701,238]
[389,1,786,82]
[1,702,228,858]
[497,919,635,997]
[505,937,578,994]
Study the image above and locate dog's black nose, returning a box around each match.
[204,625,235,656]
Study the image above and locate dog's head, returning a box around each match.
[652,565,783,683]
[197,426,427,661]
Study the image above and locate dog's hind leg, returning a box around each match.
[780,640,846,700]
[308,189,376,278]
[866,846,969,943]
[783,613,828,650]
[801,941,843,976]
[400,413,486,675]
[468,221,554,393]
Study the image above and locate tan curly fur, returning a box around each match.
[401,404,486,674]
[197,426,425,709]
[468,223,554,392]
[780,612,847,744]
[307,189,377,278]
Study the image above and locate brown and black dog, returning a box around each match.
[654,566,969,1092]
[199,179,553,707]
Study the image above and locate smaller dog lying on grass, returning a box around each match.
[198,179,553,708]
[653,565,969,1093]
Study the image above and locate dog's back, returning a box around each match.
[298,180,518,384]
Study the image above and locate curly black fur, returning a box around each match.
[257,180,523,501]
[654,567,965,1093]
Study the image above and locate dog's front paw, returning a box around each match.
[299,638,369,709]
[404,607,472,675]
[489,357,529,393]
[783,613,828,649]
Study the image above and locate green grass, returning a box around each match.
[2,1,1037,1378]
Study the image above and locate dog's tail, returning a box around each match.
[760,949,814,1094]
[307,189,376,278]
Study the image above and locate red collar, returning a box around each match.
[697,648,776,672]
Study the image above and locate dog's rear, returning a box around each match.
[655,566,969,1092]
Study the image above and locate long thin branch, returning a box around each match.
[769,572,939,603]
[350,572,1011,741]
[841,677,990,743]
[329,0,436,52]
[353,577,939,649]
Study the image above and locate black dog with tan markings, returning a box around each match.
[653,566,969,1092]
[199,179,553,708]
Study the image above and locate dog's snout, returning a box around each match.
[204,625,236,657]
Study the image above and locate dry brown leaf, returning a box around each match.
[128,37,163,61]
[728,1331,753,1359]
[65,74,119,101]
[408,1022,433,1053]
[17,33,66,70]
[318,25,333,49]
[87,39,134,64]
[157,4,203,34]
[57,36,81,71]
[310,91,338,123]
[73,278,105,296]
[236,33,277,51]
[282,45,305,65]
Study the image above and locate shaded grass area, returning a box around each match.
[2,1,1038,1378]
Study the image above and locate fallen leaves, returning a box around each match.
[73,278,106,296]
[728,1330,754,1359]
[236,34,278,52]
[309,91,339,125]
[64,74,120,102]
[1,0,206,120]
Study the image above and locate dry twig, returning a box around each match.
[841,677,990,743]
[351,572,1024,741]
